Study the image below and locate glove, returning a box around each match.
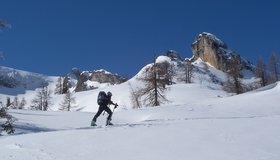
[114,103,118,109]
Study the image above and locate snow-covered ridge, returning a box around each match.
[0,66,48,91]
[192,32,226,47]
[0,66,44,78]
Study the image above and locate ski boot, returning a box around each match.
[106,119,113,126]
[91,120,97,126]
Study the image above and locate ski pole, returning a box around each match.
[113,103,118,113]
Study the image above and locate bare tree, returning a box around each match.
[255,58,267,87]
[62,76,71,94]
[128,82,142,109]
[183,59,193,83]
[137,58,169,107]
[268,52,279,83]
[159,61,176,85]
[55,76,64,94]
[60,91,77,111]
[31,83,52,111]
[224,55,243,94]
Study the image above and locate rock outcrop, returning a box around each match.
[66,68,127,92]
[191,32,253,72]
[74,71,90,92]
[90,69,127,84]
[166,50,183,61]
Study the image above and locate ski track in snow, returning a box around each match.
[10,113,280,136]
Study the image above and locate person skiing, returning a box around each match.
[91,91,118,126]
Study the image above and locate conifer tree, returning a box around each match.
[6,97,11,108]
[12,96,19,109]
[0,102,15,135]
[19,97,26,109]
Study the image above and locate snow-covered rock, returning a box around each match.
[191,32,254,73]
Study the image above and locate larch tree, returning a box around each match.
[55,76,64,94]
[31,83,52,111]
[223,55,244,94]
[268,52,279,83]
[60,91,77,111]
[137,57,169,107]
[129,82,142,109]
[255,58,267,87]
[183,59,193,83]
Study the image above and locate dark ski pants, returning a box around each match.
[92,105,112,122]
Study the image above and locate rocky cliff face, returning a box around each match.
[90,69,127,84]
[191,32,253,72]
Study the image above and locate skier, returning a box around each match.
[91,91,118,126]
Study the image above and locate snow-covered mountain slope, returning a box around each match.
[1,55,258,112]
[0,82,279,160]
[0,66,52,95]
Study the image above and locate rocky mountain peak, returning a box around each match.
[191,32,252,72]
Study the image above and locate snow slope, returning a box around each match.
[0,66,50,95]
[1,57,257,112]
[0,82,280,160]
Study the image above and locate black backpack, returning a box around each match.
[97,91,107,105]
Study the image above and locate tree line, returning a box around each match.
[223,52,279,94]
[255,52,279,86]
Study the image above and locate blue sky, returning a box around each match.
[0,0,279,77]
